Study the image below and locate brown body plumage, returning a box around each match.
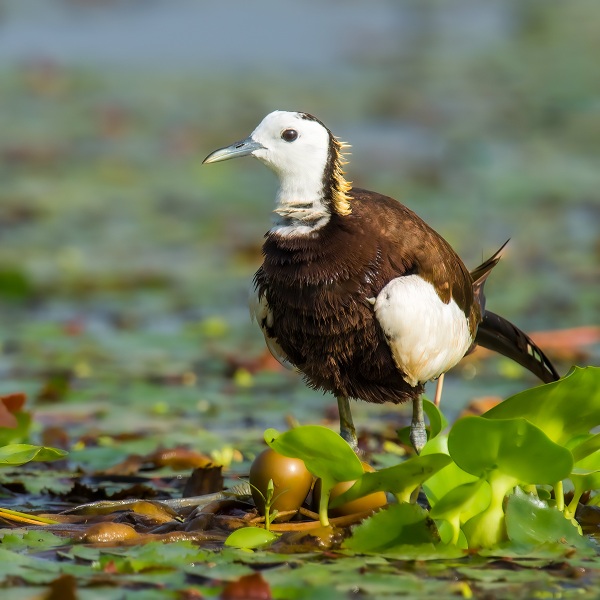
[254,189,483,405]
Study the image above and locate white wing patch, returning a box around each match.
[374,275,472,387]
[249,287,296,370]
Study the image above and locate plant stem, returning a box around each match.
[554,480,564,512]
[319,484,331,527]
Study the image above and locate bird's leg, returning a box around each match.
[410,396,428,454]
[337,396,358,453]
[434,373,445,408]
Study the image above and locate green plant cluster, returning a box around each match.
[230,366,599,552]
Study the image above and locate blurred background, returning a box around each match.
[0,0,598,455]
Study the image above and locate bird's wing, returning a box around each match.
[373,274,473,386]
[352,188,475,313]
[249,287,296,371]
[351,190,477,385]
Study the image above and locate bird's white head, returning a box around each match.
[203,111,351,236]
[247,111,331,178]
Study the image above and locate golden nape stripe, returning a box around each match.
[331,138,352,216]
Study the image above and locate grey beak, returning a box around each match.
[202,136,265,164]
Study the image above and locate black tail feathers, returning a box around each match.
[475,310,560,384]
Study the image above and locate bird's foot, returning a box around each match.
[337,396,360,455]
[410,419,428,455]
[340,426,360,455]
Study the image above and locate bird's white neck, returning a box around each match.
[269,166,331,237]
[256,150,331,237]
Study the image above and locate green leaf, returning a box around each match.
[574,448,600,471]
[343,503,437,552]
[0,411,32,446]
[568,453,600,512]
[484,366,600,446]
[430,479,492,523]
[570,469,600,497]
[446,416,574,549]
[0,530,66,551]
[421,434,478,507]
[422,399,448,439]
[0,444,68,466]
[330,453,451,508]
[505,488,588,548]
[570,434,600,464]
[461,472,513,549]
[264,426,363,483]
[448,417,573,485]
[430,480,491,546]
[224,527,279,549]
[0,547,62,582]
[265,426,364,526]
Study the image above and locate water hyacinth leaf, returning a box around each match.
[430,480,491,526]
[448,417,573,485]
[574,448,600,471]
[423,398,447,439]
[265,426,363,526]
[330,453,451,508]
[423,462,478,509]
[224,527,279,550]
[0,444,68,466]
[484,366,600,446]
[421,431,448,457]
[568,450,600,511]
[569,469,600,511]
[570,434,600,464]
[461,473,514,549]
[453,417,574,550]
[505,488,588,548]
[343,503,436,552]
[421,435,478,507]
[436,520,469,548]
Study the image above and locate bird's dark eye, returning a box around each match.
[281,129,298,142]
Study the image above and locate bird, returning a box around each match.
[203,110,559,454]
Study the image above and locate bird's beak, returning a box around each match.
[202,136,265,164]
